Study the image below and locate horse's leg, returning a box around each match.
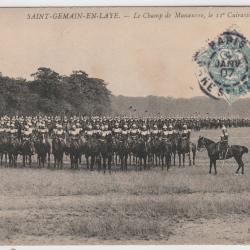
[103,156,106,174]
[90,156,94,171]
[178,153,181,167]
[54,155,56,168]
[70,154,73,169]
[48,153,50,168]
[173,151,176,166]
[23,155,25,167]
[29,155,31,167]
[125,154,128,171]
[108,155,112,174]
[183,153,185,167]
[193,149,196,166]
[214,160,217,175]
[161,155,164,170]
[209,159,212,174]
[235,157,244,174]
[86,155,89,169]
[188,151,191,166]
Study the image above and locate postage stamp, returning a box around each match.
[194,29,250,104]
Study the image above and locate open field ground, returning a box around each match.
[1,128,250,244]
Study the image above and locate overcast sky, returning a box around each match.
[0,7,250,98]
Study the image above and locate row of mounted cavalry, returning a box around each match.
[0,132,248,175]
[0,132,196,172]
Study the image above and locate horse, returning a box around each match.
[20,138,35,167]
[149,137,162,166]
[169,134,178,166]
[34,134,51,168]
[177,137,196,167]
[99,135,113,173]
[197,136,248,175]
[65,138,81,169]
[116,137,130,171]
[159,139,172,170]
[0,133,9,166]
[84,137,101,171]
[132,137,149,170]
[6,136,21,167]
[52,138,65,169]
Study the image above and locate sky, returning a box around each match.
[1,6,250,98]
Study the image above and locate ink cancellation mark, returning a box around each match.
[194,30,250,104]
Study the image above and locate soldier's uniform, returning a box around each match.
[161,124,169,141]
[113,123,122,139]
[167,124,176,141]
[218,126,229,159]
[68,125,79,141]
[22,125,33,141]
[101,125,112,139]
[37,123,49,143]
[130,124,139,140]
[85,125,94,139]
[121,124,129,140]
[151,124,160,139]
[10,124,17,138]
[53,124,65,140]
[140,125,149,141]
[180,124,191,142]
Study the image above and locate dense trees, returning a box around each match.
[0,68,112,115]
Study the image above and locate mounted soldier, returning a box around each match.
[37,123,49,143]
[101,124,112,139]
[121,124,129,140]
[180,124,191,143]
[10,123,18,139]
[112,122,122,140]
[68,124,80,142]
[53,124,65,141]
[140,124,149,141]
[217,125,229,159]
[22,124,33,142]
[161,124,169,141]
[151,124,160,139]
[85,124,94,140]
[130,123,139,141]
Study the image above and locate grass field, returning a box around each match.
[1,128,250,244]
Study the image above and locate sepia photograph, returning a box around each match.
[1,6,250,245]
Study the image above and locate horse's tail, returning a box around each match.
[243,146,248,154]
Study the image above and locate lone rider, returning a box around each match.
[218,125,229,159]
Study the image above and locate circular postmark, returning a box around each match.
[208,48,248,88]
[194,30,250,104]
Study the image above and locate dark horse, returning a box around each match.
[34,135,51,168]
[159,139,172,170]
[7,136,20,167]
[84,137,101,171]
[20,139,35,167]
[52,138,65,169]
[132,138,149,170]
[197,136,248,175]
[177,137,196,167]
[116,137,130,171]
[65,138,82,169]
[99,135,113,173]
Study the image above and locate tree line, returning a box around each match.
[0,67,112,116]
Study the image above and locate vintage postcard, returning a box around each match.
[0,6,250,245]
